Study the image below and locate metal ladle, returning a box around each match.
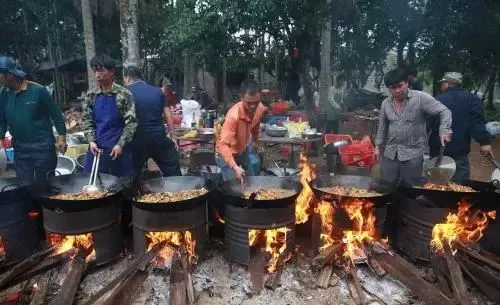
[82,152,101,193]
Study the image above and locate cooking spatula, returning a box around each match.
[424,145,456,183]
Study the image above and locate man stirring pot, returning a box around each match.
[216,80,266,182]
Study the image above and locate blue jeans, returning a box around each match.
[450,154,470,183]
[216,151,260,181]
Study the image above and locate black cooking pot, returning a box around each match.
[30,173,124,212]
[219,176,302,209]
[132,176,209,212]
[309,175,396,207]
[402,178,496,209]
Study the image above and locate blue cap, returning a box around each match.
[0,56,25,78]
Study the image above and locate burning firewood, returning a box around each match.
[248,249,265,294]
[0,245,56,290]
[264,248,290,290]
[29,271,52,305]
[169,247,196,305]
[49,251,87,305]
[315,265,333,289]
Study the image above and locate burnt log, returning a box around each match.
[457,254,500,303]
[265,249,289,290]
[49,254,87,305]
[431,255,453,298]
[375,252,454,305]
[170,252,187,305]
[29,271,52,305]
[316,265,333,289]
[248,249,265,294]
[457,243,500,273]
[442,244,472,305]
[0,246,55,290]
[103,268,150,305]
[348,265,366,305]
[312,243,343,268]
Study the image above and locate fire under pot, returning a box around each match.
[132,177,208,262]
[219,177,302,267]
[0,179,39,263]
[394,196,452,261]
[42,204,123,265]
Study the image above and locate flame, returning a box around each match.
[295,153,317,224]
[248,227,289,273]
[0,236,5,260]
[47,233,95,262]
[212,207,225,224]
[146,231,197,265]
[27,210,40,219]
[431,202,496,254]
[314,201,336,251]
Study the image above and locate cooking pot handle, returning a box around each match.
[46,170,62,178]
[1,184,17,192]
[245,191,258,208]
[492,179,500,189]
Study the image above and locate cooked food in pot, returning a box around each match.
[136,188,208,203]
[51,191,108,200]
[242,188,295,200]
[318,186,381,197]
[422,182,477,192]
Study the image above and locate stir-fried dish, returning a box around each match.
[242,188,295,200]
[136,188,208,203]
[51,191,108,200]
[318,186,381,197]
[422,182,477,192]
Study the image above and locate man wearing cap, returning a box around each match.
[428,72,492,183]
[216,79,266,182]
[0,56,67,185]
[82,54,137,177]
[191,85,216,110]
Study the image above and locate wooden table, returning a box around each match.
[258,136,323,166]
[176,137,215,152]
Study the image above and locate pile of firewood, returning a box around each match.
[431,242,500,305]
[64,109,83,133]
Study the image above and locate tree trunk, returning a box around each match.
[407,39,416,67]
[486,69,497,110]
[319,1,331,111]
[397,38,405,67]
[81,0,96,90]
[183,52,196,97]
[120,0,140,68]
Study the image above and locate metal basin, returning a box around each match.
[55,155,76,175]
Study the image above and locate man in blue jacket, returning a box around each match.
[429,72,492,183]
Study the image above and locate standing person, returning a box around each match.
[82,54,137,177]
[191,85,215,110]
[375,68,452,186]
[160,78,178,107]
[428,72,492,183]
[0,56,67,185]
[216,79,266,182]
[406,66,423,91]
[123,66,181,176]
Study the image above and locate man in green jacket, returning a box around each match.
[0,56,67,185]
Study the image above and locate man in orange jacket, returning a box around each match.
[216,79,266,182]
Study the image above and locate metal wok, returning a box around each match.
[402,178,496,209]
[219,176,302,209]
[30,173,123,212]
[309,175,397,207]
[132,176,209,212]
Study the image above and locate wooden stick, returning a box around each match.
[359,241,386,278]
[431,254,453,298]
[442,243,472,305]
[180,249,196,305]
[102,266,151,305]
[49,254,87,305]
[457,243,500,273]
[348,264,366,305]
[29,271,52,305]
[312,243,343,268]
[457,254,500,303]
[265,249,289,290]
[375,252,454,305]
[248,249,265,294]
[316,265,333,288]
[170,252,187,305]
[0,246,55,290]
[83,241,168,305]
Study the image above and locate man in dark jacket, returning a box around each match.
[429,72,492,183]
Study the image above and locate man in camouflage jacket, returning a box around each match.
[82,54,137,176]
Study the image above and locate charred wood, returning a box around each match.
[170,251,187,305]
[29,271,52,305]
[49,253,87,305]
[265,249,289,290]
[0,246,55,290]
[248,248,265,294]
[431,255,453,298]
[102,267,151,305]
[316,265,333,289]
[83,241,168,305]
[457,243,500,273]
[442,243,472,305]
[457,254,500,303]
[312,243,343,268]
[375,252,454,305]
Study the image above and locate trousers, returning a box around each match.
[132,134,181,177]
[380,155,423,187]
[14,139,57,186]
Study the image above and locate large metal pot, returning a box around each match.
[55,155,76,175]
[265,126,287,137]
